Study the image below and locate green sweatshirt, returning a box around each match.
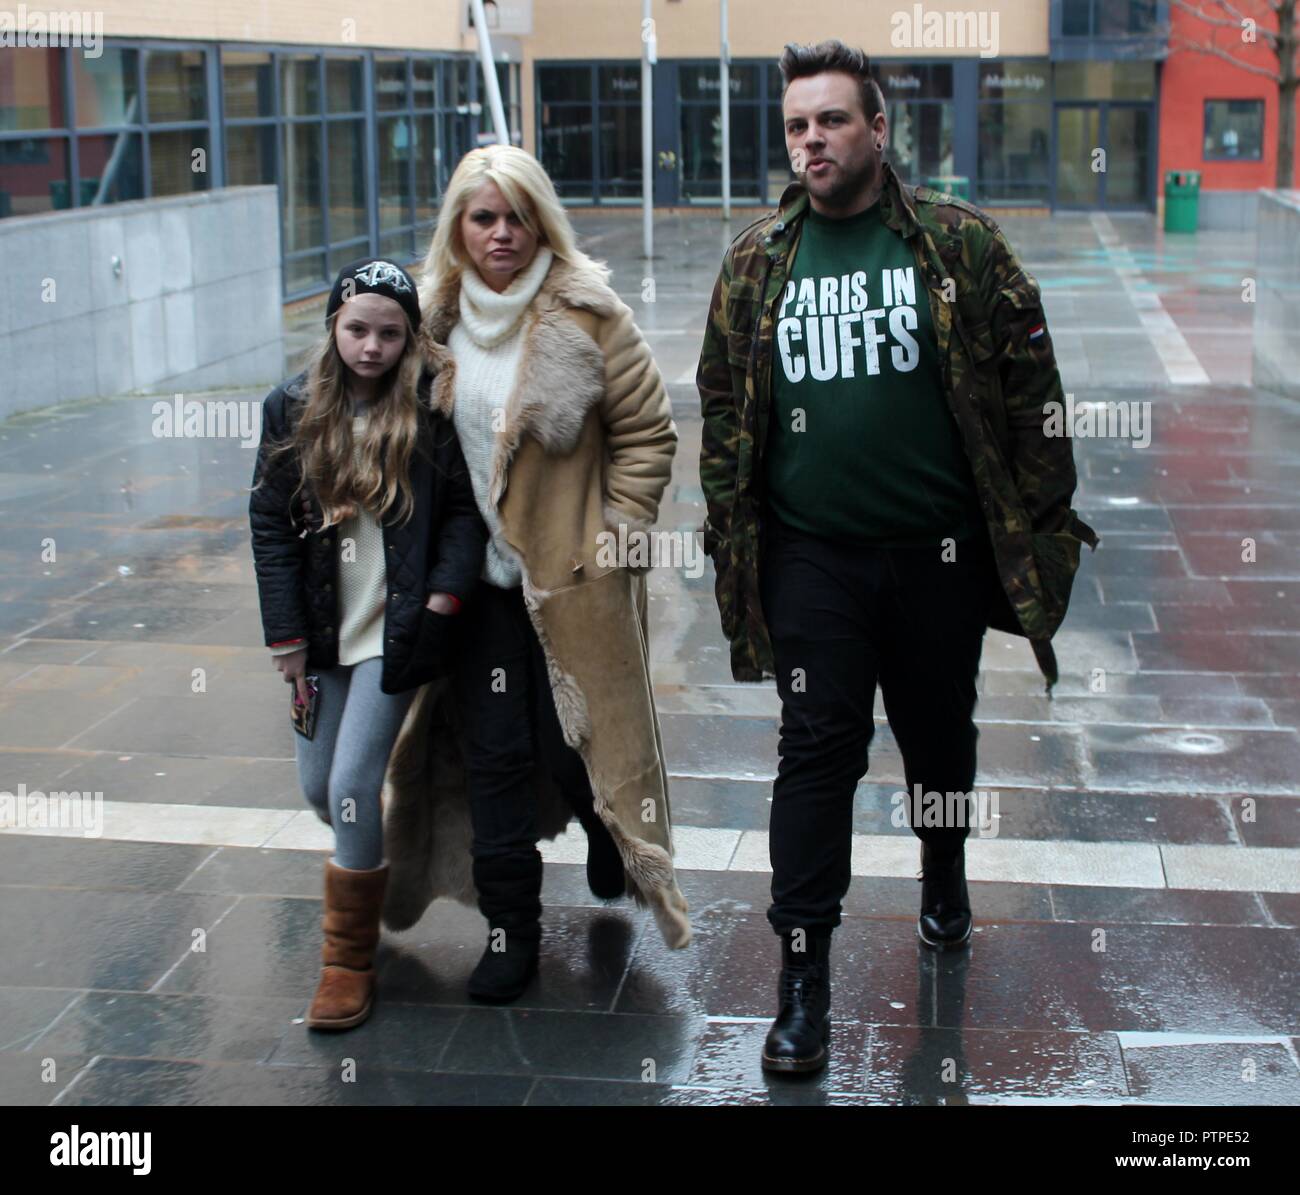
[764,198,981,547]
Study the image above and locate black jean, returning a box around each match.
[451,581,597,863]
[758,509,996,936]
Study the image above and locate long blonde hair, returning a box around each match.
[417,145,608,313]
[287,312,425,528]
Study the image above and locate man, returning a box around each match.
[696,39,1097,1075]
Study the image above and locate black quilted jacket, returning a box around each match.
[248,370,488,695]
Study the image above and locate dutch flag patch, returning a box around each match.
[1028,323,1045,340]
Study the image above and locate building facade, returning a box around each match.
[3,0,1296,299]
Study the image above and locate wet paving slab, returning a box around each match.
[2,210,1299,1105]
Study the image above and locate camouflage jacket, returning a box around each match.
[696,160,1099,690]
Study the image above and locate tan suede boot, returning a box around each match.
[306,860,388,1031]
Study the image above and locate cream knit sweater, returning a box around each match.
[448,245,555,589]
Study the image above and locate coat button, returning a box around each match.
[324,626,333,635]
[571,558,584,573]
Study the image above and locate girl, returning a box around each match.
[249,258,487,1030]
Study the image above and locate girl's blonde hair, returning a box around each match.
[417,144,607,313]
[288,306,424,529]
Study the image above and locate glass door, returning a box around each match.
[1105,103,1153,208]
[1054,101,1154,210]
[1054,103,1101,208]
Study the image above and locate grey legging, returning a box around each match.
[294,656,415,870]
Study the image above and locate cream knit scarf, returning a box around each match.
[456,244,555,348]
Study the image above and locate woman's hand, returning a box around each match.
[275,647,311,706]
[426,592,460,614]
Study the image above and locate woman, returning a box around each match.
[249,258,487,1030]
[381,146,691,1003]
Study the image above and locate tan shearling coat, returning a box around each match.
[381,252,691,949]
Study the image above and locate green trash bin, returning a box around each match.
[1164,170,1200,233]
[924,174,970,200]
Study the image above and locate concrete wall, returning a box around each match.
[1196,190,1260,232]
[1252,189,1300,400]
[0,186,282,420]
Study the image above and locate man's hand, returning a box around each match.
[275,647,311,706]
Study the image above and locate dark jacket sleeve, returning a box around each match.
[696,247,740,557]
[981,226,1082,536]
[425,419,488,600]
[248,387,309,646]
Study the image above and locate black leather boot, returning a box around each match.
[577,804,626,900]
[468,851,542,1003]
[917,841,972,950]
[761,932,831,1074]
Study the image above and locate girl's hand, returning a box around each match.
[426,592,460,615]
[275,647,311,706]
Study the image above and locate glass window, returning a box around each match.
[1204,100,1264,160]
[76,131,144,205]
[413,59,436,109]
[413,113,438,223]
[599,64,641,103]
[378,229,415,264]
[286,252,326,293]
[539,107,594,191]
[679,105,761,201]
[226,123,276,186]
[327,119,366,241]
[768,105,795,195]
[377,115,412,231]
[282,122,323,252]
[538,66,590,104]
[325,58,363,113]
[329,243,369,279]
[75,47,139,128]
[453,59,471,106]
[1099,0,1160,36]
[0,47,66,132]
[883,99,953,183]
[977,99,1051,203]
[598,104,641,197]
[281,54,320,117]
[151,129,210,195]
[376,57,408,110]
[1054,61,1155,101]
[223,51,273,119]
[0,137,69,216]
[1062,0,1092,35]
[145,50,206,123]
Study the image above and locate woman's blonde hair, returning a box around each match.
[417,144,606,313]
[287,305,424,529]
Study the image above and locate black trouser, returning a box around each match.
[451,582,598,925]
[758,509,996,937]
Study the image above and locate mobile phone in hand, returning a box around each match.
[291,675,320,740]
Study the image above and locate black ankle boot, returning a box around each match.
[917,841,972,950]
[761,932,831,1074]
[468,851,542,1003]
[581,809,626,900]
